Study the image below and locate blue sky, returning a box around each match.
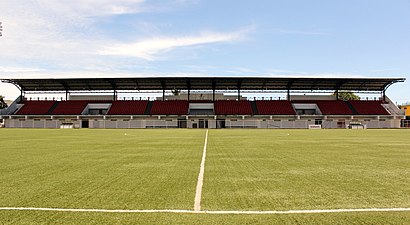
[0,0,409,103]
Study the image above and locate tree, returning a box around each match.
[0,95,8,109]
[333,91,360,101]
[171,88,181,96]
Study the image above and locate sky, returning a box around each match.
[0,0,409,103]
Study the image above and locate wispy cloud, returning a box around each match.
[268,28,330,36]
[99,28,251,60]
[36,0,146,18]
[0,0,246,69]
[0,66,45,73]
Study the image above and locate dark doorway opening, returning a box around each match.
[178,119,187,128]
[198,119,208,128]
[216,119,225,129]
[81,120,89,128]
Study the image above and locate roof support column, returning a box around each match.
[237,79,242,101]
[286,79,294,101]
[186,79,191,101]
[212,80,216,102]
[160,80,166,101]
[107,79,118,101]
[188,89,190,101]
[382,89,386,102]
[65,90,69,100]
[335,89,339,100]
[20,89,24,102]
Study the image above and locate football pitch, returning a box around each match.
[0,129,409,224]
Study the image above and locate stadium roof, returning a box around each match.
[1,77,405,92]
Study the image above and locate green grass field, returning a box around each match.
[1,129,409,224]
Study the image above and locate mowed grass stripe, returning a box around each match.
[202,129,410,211]
[0,129,205,210]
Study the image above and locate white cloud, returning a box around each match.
[36,0,145,18]
[100,28,250,60]
[268,28,330,36]
[0,66,45,73]
[0,0,248,66]
[0,0,252,99]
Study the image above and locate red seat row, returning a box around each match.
[314,100,353,115]
[151,100,189,115]
[15,100,391,116]
[349,100,389,115]
[256,101,296,115]
[16,101,56,115]
[107,101,148,115]
[214,100,253,115]
[51,100,89,115]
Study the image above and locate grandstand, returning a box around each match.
[399,103,410,127]
[0,76,406,129]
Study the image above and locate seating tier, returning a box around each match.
[16,101,56,115]
[214,100,252,115]
[51,101,89,115]
[255,101,296,115]
[314,100,353,115]
[150,100,189,115]
[107,101,148,115]
[349,100,390,115]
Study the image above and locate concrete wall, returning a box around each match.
[5,119,62,128]
[3,117,402,129]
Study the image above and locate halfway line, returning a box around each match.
[194,129,209,212]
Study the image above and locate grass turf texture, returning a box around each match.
[1,211,410,225]
[0,129,205,210]
[1,129,410,224]
[203,129,410,211]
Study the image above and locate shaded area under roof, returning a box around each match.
[1,77,405,92]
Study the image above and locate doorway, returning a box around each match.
[178,119,187,128]
[216,119,225,129]
[81,120,89,128]
[198,119,208,128]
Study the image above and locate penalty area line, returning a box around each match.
[1,207,410,214]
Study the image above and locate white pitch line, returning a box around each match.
[203,208,410,214]
[194,129,209,212]
[0,207,192,213]
[1,207,410,214]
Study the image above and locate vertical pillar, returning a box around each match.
[162,89,165,100]
[238,89,240,100]
[188,89,190,101]
[287,89,290,100]
[20,89,24,102]
[212,80,216,102]
[336,89,339,100]
[65,90,69,100]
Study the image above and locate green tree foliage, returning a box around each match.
[333,91,360,101]
[171,88,181,96]
[0,95,8,109]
